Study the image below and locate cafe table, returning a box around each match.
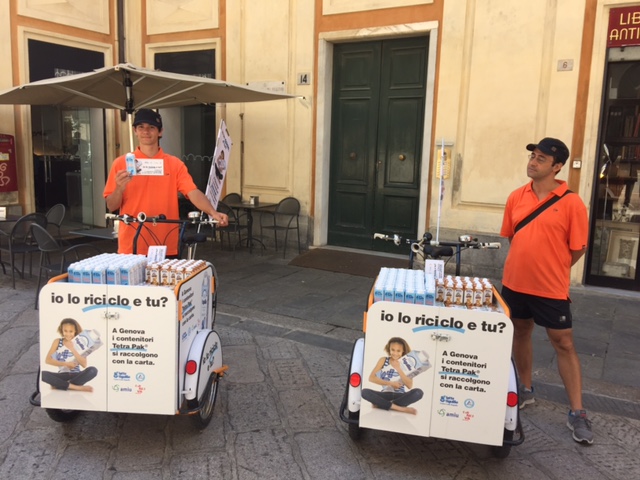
[69,227,117,241]
[221,200,277,253]
[0,214,21,223]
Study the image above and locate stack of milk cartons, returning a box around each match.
[67,253,147,285]
[373,268,435,305]
[145,259,208,287]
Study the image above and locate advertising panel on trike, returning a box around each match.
[339,231,525,458]
[31,212,227,429]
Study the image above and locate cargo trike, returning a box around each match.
[339,232,524,458]
[30,212,227,429]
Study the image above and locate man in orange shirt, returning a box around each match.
[500,137,592,444]
[104,109,228,256]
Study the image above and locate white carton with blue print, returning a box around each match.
[72,329,103,357]
[378,349,432,381]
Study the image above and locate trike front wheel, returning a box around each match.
[348,411,362,440]
[45,408,80,423]
[190,373,219,429]
[491,429,514,458]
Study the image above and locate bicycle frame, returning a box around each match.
[106,212,217,259]
[375,231,501,275]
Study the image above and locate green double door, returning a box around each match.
[328,36,428,250]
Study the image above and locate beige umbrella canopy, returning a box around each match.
[0,62,297,148]
[0,62,295,110]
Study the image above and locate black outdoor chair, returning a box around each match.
[259,197,302,258]
[0,213,48,288]
[215,201,248,257]
[45,203,66,243]
[221,192,242,204]
[220,192,248,227]
[30,223,102,308]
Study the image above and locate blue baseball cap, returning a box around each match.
[133,109,162,129]
[526,137,569,164]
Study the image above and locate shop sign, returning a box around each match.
[0,134,18,193]
[608,6,640,47]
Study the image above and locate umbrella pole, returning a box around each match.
[128,113,134,152]
[240,113,245,199]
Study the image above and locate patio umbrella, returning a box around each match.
[0,62,297,148]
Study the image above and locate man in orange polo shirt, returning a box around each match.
[500,137,592,444]
[104,109,228,256]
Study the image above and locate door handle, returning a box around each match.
[398,154,406,161]
[349,152,357,160]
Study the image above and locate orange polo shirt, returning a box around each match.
[500,180,588,299]
[104,147,197,255]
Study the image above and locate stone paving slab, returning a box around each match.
[0,246,639,478]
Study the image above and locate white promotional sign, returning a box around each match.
[39,282,179,415]
[39,265,215,417]
[360,302,513,446]
[135,158,164,176]
[205,120,232,210]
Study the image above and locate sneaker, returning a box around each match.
[567,410,594,444]
[519,385,535,409]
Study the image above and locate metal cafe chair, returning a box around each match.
[215,201,248,257]
[259,196,301,258]
[45,203,66,243]
[30,223,101,309]
[220,192,248,226]
[221,192,242,204]
[0,212,48,288]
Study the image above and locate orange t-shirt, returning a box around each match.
[500,180,588,299]
[103,147,197,255]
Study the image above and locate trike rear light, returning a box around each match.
[185,359,198,375]
[349,372,362,388]
[506,391,518,408]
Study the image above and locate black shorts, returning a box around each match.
[501,285,573,330]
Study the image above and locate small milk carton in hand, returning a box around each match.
[72,330,103,357]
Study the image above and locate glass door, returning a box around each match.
[28,39,106,227]
[32,106,105,226]
[586,60,640,291]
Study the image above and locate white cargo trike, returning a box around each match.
[339,232,524,458]
[30,212,227,429]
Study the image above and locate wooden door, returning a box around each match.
[328,37,428,250]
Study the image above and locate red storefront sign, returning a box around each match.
[0,134,19,193]
[608,6,640,47]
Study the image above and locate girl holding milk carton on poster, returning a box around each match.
[361,337,428,415]
[42,318,100,392]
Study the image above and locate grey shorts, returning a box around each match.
[501,285,573,330]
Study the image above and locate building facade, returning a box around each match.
[0,0,638,292]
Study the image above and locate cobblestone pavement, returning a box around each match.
[0,244,638,479]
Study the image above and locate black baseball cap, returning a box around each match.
[133,109,163,129]
[526,137,569,164]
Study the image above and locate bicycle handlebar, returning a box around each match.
[374,232,500,251]
[374,231,500,274]
[106,212,218,226]
[416,240,501,251]
[106,211,218,256]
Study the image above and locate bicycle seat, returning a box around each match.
[181,233,208,245]
[424,245,454,258]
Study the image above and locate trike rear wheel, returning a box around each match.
[190,373,219,429]
[45,408,80,423]
[348,411,361,440]
[492,429,514,458]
